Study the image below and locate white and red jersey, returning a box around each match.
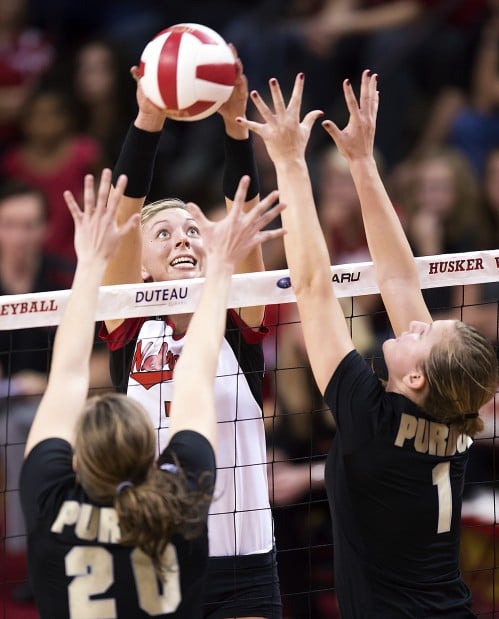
[101,310,274,558]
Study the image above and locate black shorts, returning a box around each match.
[203,548,282,619]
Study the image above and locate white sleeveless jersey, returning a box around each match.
[126,317,274,557]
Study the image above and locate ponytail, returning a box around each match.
[114,465,213,577]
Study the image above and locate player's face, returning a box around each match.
[415,159,455,219]
[382,320,456,380]
[141,207,205,282]
[0,194,47,262]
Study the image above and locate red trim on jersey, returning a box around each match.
[100,311,267,350]
[228,309,268,345]
[99,317,147,351]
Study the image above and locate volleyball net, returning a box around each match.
[1,249,498,618]
[1,249,497,329]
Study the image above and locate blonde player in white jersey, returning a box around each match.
[99,54,283,618]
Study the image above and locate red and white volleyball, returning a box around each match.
[139,23,237,121]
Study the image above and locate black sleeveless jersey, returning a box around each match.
[20,430,215,619]
[324,350,475,618]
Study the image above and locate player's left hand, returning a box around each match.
[64,170,140,267]
[321,69,378,163]
[185,175,285,271]
[217,45,249,137]
[238,73,323,164]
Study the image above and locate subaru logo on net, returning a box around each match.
[276,277,291,289]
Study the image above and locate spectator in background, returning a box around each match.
[454,147,499,344]
[0,0,54,154]
[480,147,499,253]
[314,143,381,356]
[69,38,136,167]
[399,146,485,316]
[295,0,489,169]
[447,5,499,178]
[0,82,101,266]
[225,0,489,169]
[402,0,499,179]
[27,0,162,65]
[316,144,371,266]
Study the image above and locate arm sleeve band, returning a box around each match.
[112,123,162,198]
[223,135,260,201]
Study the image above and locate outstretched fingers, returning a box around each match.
[104,173,128,220]
[257,219,287,246]
[231,174,251,214]
[287,73,307,119]
[238,193,286,254]
[104,173,139,239]
[94,169,113,216]
[321,118,342,144]
[342,78,361,121]
[82,173,96,215]
[303,108,325,134]
[65,170,139,261]
[254,204,287,244]
[321,69,380,156]
[186,184,285,268]
[247,190,281,228]
[360,69,379,121]
[63,189,83,226]
[268,77,287,116]
[184,201,210,234]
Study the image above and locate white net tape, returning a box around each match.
[1,249,498,330]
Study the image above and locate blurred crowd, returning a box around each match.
[0,0,498,616]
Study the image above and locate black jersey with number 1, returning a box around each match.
[324,350,475,619]
[20,430,215,619]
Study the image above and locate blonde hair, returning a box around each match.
[74,393,213,576]
[140,198,187,227]
[421,321,497,436]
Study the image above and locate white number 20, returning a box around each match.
[432,461,452,534]
[65,545,181,618]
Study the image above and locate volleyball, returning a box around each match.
[138,23,237,121]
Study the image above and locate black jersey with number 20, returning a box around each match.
[20,430,215,619]
[324,350,475,619]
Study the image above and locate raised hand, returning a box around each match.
[237,73,323,164]
[217,45,249,127]
[321,69,378,163]
[130,65,169,122]
[63,169,140,267]
[185,175,286,272]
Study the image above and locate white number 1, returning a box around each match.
[432,461,452,534]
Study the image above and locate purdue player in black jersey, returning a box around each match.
[239,72,497,617]
[19,169,285,619]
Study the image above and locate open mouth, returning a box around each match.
[170,256,197,268]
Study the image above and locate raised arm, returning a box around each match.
[322,70,432,336]
[24,171,139,457]
[238,75,354,395]
[102,67,167,333]
[167,177,285,448]
[217,50,265,328]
